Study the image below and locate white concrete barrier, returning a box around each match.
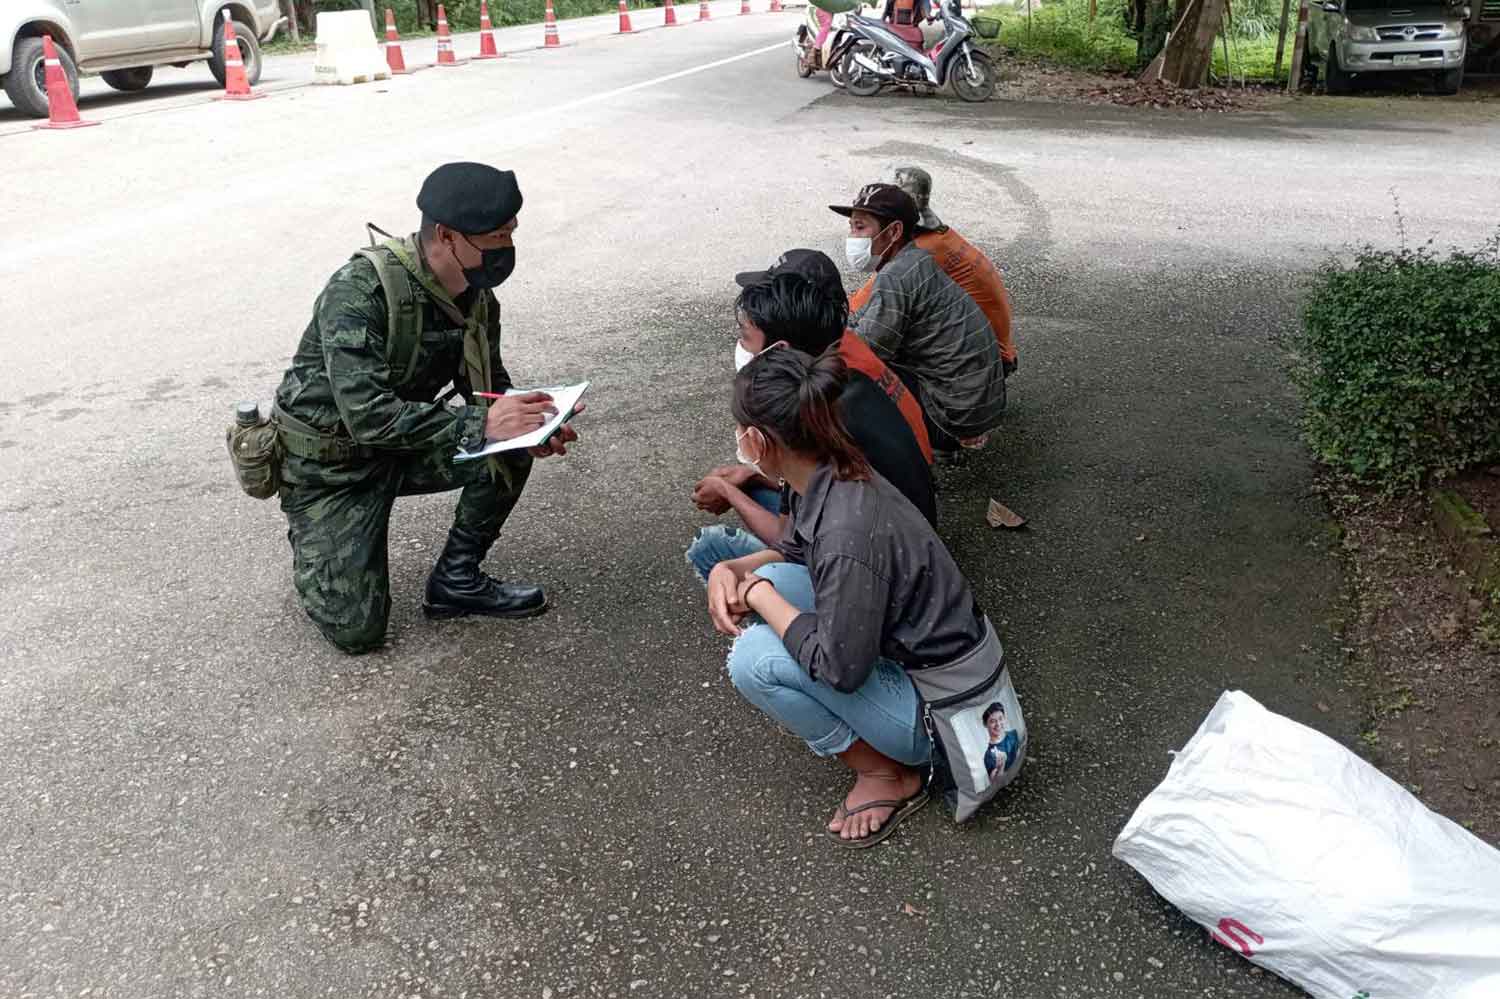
[313,10,392,85]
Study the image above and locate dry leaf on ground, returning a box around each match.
[986,499,1027,530]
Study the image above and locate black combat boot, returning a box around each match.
[422,526,547,620]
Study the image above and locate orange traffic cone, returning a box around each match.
[476,1,502,58]
[617,0,635,32]
[770,0,782,10]
[435,5,464,65]
[33,35,97,130]
[383,8,411,73]
[217,13,265,101]
[664,0,680,25]
[698,0,711,20]
[543,0,561,46]
[740,0,750,13]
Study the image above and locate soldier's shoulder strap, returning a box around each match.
[353,239,426,388]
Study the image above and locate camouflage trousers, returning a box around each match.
[278,447,532,654]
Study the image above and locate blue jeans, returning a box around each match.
[683,485,782,582]
[725,562,931,765]
[685,525,767,582]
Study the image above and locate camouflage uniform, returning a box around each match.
[273,236,530,653]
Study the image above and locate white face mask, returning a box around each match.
[734,340,782,372]
[847,222,896,273]
[735,427,764,474]
[845,236,875,273]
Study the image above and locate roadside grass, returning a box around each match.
[979,0,1292,84]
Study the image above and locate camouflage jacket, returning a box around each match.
[274,238,513,455]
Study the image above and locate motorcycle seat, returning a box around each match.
[887,21,926,47]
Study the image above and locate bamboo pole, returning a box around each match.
[1273,0,1293,81]
[1286,0,1310,92]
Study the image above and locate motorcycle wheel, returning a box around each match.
[828,52,849,88]
[951,49,996,103]
[796,48,815,78]
[843,43,883,98]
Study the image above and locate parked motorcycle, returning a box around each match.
[832,0,996,102]
[795,2,857,86]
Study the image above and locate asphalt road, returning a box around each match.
[3,11,1500,999]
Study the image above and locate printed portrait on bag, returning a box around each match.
[950,685,1026,792]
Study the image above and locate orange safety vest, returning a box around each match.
[850,231,1017,365]
[915,228,1014,364]
[837,331,934,465]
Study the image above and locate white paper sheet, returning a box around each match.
[453,381,588,462]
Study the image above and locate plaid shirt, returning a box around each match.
[851,242,1006,439]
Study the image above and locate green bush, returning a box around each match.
[979,0,1291,80]
[1293,235,1500,489]
[984,0,1137,72]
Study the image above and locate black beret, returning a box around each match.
[416,162,523,235]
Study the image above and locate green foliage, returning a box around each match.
[979,0,1293,80]
[983,0,1137,71]
[1293,232,1500,490]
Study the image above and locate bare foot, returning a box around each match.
[826,766,923,842]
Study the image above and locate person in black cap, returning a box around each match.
[270,161,580,654]
[834,183,1006,459]
[730,249,932,464]
[685,251,936,583]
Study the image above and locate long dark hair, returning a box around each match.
[732,348,871,482]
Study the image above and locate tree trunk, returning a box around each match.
[1160,0,1227,88]
[1134,0,1172,70]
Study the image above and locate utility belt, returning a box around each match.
[225,400,377,501]
[271,401,374,463]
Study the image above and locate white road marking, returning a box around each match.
[524,40,785,123]
[1,35,788,136]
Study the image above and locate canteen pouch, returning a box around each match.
[226,411,282,500]
[908,617,1027,823]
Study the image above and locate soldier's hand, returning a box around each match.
[528,405,584,459]
[485,391,556,442]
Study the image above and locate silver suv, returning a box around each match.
[2,0,286,117]
[1306,0,1469,94]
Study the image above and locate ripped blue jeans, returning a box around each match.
[684,484,783,582]
[721,562,930,764]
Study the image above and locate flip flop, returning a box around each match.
[827,788,930,850]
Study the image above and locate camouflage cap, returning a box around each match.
[893,166,942,231]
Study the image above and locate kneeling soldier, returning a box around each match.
[272,162,578,653]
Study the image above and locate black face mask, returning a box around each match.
[455,234,516,290]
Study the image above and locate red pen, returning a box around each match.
[473,391,554,400]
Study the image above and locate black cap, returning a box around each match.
[416,162,523,235]
[734,249,845,304]
[829,183,920,236]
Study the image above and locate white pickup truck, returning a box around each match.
[2,0,286,117]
